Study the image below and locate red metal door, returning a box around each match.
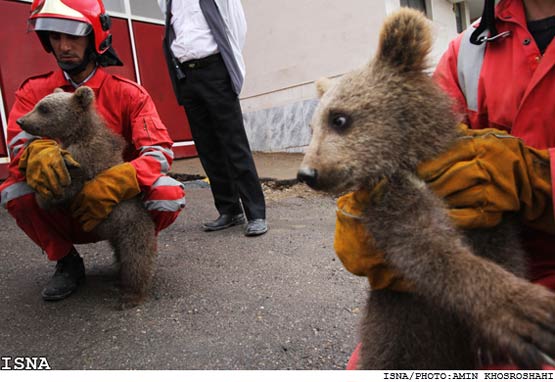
[0,0,196,180]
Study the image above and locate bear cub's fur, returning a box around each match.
[18,86,157,309]
[298,8,555,369]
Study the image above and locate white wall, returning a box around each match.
[240,0,386,112]
[429,0,460,67]
[240,0,460,114]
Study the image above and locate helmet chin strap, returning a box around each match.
[469,0,511,45]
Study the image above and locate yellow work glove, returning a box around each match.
[71,162,141,232]
[18,139,80,199]
[334,126,554,291]
[417,126,554,232]
[335,184,414,292]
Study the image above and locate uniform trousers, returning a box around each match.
[5,176,185,261]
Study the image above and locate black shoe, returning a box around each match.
[203,213,246,232]
[41,249,85,301]
[245,219,268,236]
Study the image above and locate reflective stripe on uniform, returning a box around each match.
[0,181,34,208]
[152,175,185,189]
[144,198,186,212]
[143,175,186,212]
[141,145,174,159]
[8,131,37,157]
[139,145,173,174]
[457,23,487,112]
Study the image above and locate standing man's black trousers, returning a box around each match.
[177,53,266,220]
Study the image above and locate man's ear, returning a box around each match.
[73,86,95,109]
[315,77,333,98]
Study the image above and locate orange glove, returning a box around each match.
[335,184,414,292]
[18,139,80,199]
[71,163,141,232]
[334,126,554,291]
[417,125,553,232]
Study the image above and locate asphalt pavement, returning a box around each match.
[0,159,368,370]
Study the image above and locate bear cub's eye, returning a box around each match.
[329,112,352,132]
[38,104,50,114]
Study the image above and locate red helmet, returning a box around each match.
[28,0,113,55]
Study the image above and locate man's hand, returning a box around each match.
[71,162,141,232]
[417,126,553,231]
[18,139,80,199]
[335,187,414,292]
[334,125,554,290]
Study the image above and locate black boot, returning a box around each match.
[41,249,85,301]
[203,213,246,231]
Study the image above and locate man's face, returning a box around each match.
[48,32,90,65]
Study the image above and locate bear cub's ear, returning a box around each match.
[315,77,334,98]
[74,86,95,109]
[53,88,65,93]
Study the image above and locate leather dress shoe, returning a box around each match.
[203,213,246,232]
[245,219,268,236]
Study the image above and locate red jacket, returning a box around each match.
[0,68,174,194]
[433,0,555,287]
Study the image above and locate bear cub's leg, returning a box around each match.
[97,199,157,309]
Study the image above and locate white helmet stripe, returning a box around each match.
[35,0,86,20]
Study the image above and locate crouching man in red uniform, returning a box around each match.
[0,0,186,301]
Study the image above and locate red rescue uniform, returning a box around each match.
[433,0,555,291]
[0,68,186,260]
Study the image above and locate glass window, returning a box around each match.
[455,3,465,33]
[103,0,125,13]
[130,0,164,20]
[400,0,427,14]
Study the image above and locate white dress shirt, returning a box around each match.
[158,0,247,85]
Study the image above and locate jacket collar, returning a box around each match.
[50,67,108,91]
[497,0,527,25]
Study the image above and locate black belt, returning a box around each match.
[180,53,222,70]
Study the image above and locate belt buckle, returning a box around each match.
[188,62,196,69]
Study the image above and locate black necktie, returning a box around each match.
[199,0,244,95]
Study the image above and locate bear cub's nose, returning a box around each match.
[297,167,318,189]
[16,118,24,127]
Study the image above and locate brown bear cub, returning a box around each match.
[298,8,555,369]
[17,86,157,309]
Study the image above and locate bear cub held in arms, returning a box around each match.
[18,86,157,310]
[298,8,555,369]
